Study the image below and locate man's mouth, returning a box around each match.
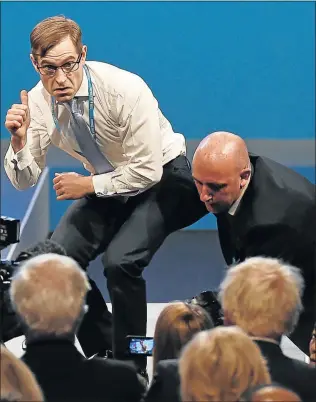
[54,88,70,92]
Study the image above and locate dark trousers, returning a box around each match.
[51,155,207,367]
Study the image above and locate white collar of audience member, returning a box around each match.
[251,337,280,345]
[228,165,252,216]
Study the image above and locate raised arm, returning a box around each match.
[4,90,51,190]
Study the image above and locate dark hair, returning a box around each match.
[15,240,67,262]
[153,301,214,372]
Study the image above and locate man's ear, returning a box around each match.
[81,45,88,64]
[30,54,39,72]
[240,167,251,189]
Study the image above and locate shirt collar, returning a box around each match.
[74,66,89,97]
[251,336,280,346]
[228,164,252,216]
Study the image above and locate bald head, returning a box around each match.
[193,131,249,171]
[192,132,251,214]
[249,385,301,401]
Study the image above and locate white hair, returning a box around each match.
[218,256,304,337]
[10,253,91,335]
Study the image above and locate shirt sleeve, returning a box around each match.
[4,99,51,190]
[92,80,163,197]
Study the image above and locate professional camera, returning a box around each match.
[0,216,20,251]
[0,260,24,342]
[186,290,224,327]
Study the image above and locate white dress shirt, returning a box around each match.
[4,61,186,196]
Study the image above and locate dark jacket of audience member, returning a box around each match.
[255,340,315,402]
[144,359,179,402]
[22,337,144,402]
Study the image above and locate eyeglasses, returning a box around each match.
[36,54,82,76]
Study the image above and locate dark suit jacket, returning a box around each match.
[216,154,316,351]
[21,338,144,402]
[144,359,180,402]
[255,340,316,402]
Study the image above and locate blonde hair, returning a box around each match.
[10,253,90,335]
[219,257,304,337]
[30,15,82,58]
[153,301,213,372]
[0,345,44,401]
[179,326,271,402]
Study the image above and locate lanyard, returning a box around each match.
[51,64,96,139]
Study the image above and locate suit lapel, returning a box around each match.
[216,213,236,265]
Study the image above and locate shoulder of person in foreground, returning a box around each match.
[144,359,180,402]
[85,356,145,397]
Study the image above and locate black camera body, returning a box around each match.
[0,260,18,290]
[0,216,20,250]
[186,290,224,327]
[0,259,24,342]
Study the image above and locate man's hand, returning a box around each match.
[5,90,30,152]
[53,172,95,200]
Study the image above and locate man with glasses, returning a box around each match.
[4,16,207,380]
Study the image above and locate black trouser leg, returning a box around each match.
[102,155,208,369]
[76,278,113,357]
[51,196,129,357]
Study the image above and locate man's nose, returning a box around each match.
[54,68,68,84]
[200,185,213,203]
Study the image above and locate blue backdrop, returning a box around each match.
[1,1,315,140]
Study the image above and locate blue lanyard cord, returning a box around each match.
[51,64,96,139]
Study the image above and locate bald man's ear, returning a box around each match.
[240,167,251,189]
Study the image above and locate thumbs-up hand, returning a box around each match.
[5,90,31,142]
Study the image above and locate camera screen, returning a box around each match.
[128,337,154,356]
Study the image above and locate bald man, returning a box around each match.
[192,131,316,355]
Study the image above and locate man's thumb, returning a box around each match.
[20,90,29,106]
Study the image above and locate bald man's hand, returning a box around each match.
[5,90,30,152]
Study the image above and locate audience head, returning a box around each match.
[192,131,251,214]
[241,384,302,401]
[179,326,271,402]
[10,253,90,338]
[219,257,304,339]
[153,301,214,371]
[15,239,67,262]
[0,345,44,401]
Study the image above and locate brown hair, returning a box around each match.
[0,345,44,401]
[30,15,82,58]
[179,326,271,402]
[153,301,213,372]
